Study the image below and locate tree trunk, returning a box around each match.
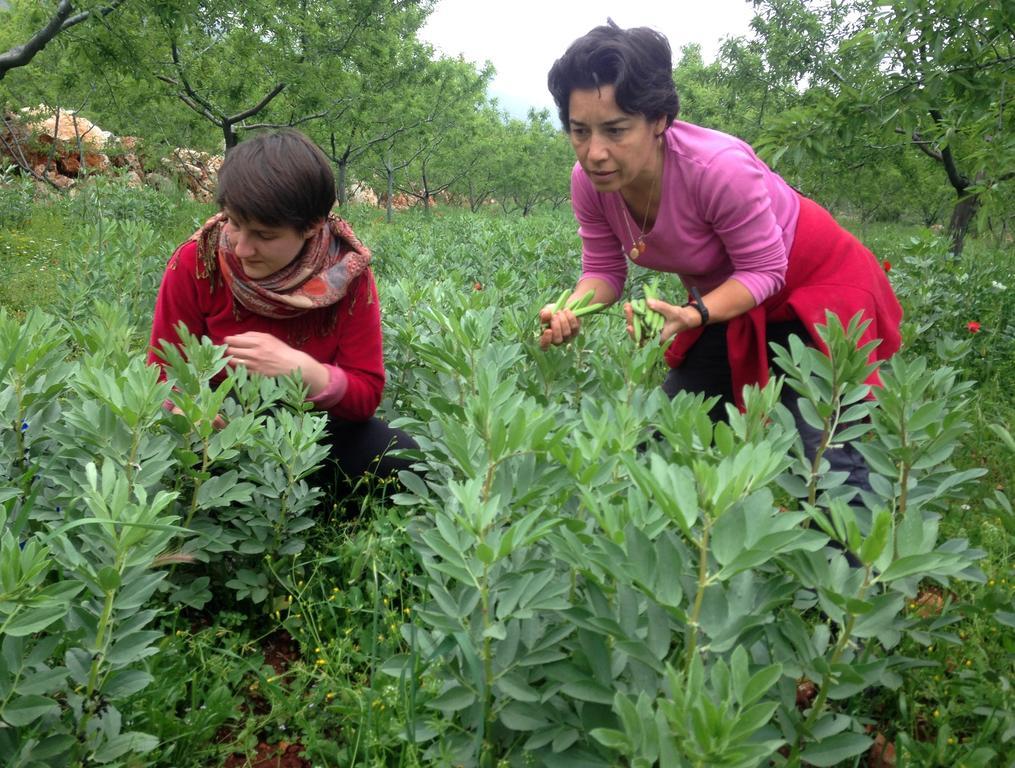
[948,190,980,257]
[336,158,348,206]
[385,148,395,224]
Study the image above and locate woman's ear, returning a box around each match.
[303,220,325,239]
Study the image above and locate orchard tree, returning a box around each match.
[750,0,1013,255]
[492,109,572,216]
[307,35,434,204]
[387,55,492,211]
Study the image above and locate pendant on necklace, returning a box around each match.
[628,239,646,260]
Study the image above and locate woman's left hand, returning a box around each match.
[223,331,311,377]
[624,299,704,345]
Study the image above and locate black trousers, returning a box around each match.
[662,321,871,492]
[317,416,418,495]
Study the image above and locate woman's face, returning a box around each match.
[222,209,321,280]
[567,84,665,194]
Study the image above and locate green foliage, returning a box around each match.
[377,274,990,765]
[0,181,1011,766]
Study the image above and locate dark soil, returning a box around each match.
[223,741,310,768]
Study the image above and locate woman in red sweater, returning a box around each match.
[148,130,416,487]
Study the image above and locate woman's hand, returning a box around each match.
[223,332,328,394]
[538,305,582,350]
[624,299,703,345]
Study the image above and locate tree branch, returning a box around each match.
[59,0,127,32]
[0,0,126,79]
[896,126,944,161]
[928,109,969,193]
[225,83,287,125]
[241,111,328,131]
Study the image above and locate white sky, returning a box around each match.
[419,0,757,118]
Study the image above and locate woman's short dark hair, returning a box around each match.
[216,130,335,232]
[547,20,679,130]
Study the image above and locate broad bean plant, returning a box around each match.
[383,275,987,768]
[0,308,329,765]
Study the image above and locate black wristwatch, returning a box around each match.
[682,286,709,327]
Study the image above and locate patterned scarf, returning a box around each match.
[192,212,372,340]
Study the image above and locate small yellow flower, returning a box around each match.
[947,737,956,745]
[315,647,321,653]
[965,659,973,667]
[989,579,996,587]
[933,709,941,718]
[326,692,335,701]
[316,658,326,666]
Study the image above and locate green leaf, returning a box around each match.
[562,678,615,704]
[2,694,59,726]
[97,565,121,592]
[15,666,67,696]
[102,669,153,698]
[499,701,549,731]
[798,732,873,766]
[495,672,540,702]
[426,685,476,713]
[994,611,1015,629]
[2,605,67,637]
[859,507,891,566]
[742,663,783,708]
[590,727,631,751]
[29,734,76,760]
[90,731,159,762]
[105,631,162,666]
[729,701,780,743]
[877,553,944,582]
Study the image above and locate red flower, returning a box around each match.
[967,321,981,333]
[882,260,891,272]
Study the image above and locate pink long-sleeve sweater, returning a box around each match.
[572,120,801,304]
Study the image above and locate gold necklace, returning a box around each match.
[622,147,661,261]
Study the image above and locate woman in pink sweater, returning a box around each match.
[540,21,902,491]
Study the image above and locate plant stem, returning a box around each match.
[479,563,495,767]
[684,522,711,675]
[786,568,872,766]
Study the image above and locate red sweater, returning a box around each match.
[665,195,903,406]
[148,240,385,421]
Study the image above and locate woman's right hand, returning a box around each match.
[538,304,581,350]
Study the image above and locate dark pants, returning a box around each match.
[317,416,418,496]
[662,321,871,492]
